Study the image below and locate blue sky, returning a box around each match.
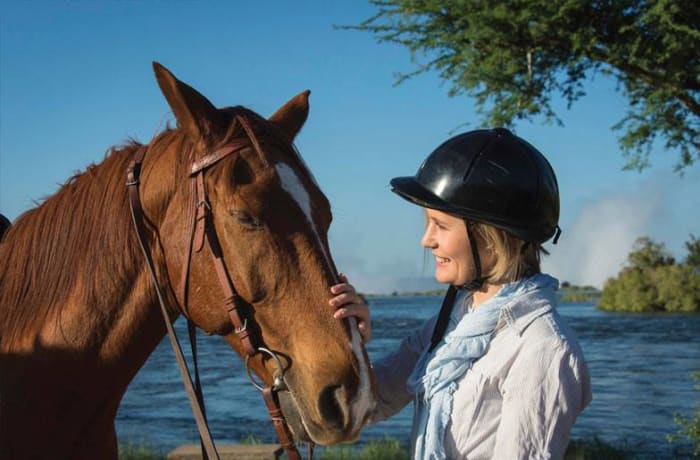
[1,2,698,293]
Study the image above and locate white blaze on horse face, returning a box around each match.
[275,162,375,433]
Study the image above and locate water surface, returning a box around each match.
[116,297,700,457]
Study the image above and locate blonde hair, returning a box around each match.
[471,221,544,284]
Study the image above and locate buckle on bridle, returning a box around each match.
[234,318,248,334]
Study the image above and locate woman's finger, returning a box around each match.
[330,282,355,295]
[334,303,368,321]
[335,303,372,342]
[329,292,361,308]
[329,274,372,342]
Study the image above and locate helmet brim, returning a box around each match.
[391,176,556,243]
[390,176,458,214]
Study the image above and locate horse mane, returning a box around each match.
[0,130,183,343]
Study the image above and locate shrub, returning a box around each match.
[667,372,700,456]
[599,236,700,312]
[118,440,164,460]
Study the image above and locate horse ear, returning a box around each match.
[153,62,223,142]
[269,90,310,142]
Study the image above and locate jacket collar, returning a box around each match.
[492,273,558,336]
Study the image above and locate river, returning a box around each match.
[116,297,700,458]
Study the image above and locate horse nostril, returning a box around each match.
[318,384,349,430]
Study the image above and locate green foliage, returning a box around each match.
[599,267,659,312]
[559,283,600,303]
[652,264,700,312]
[318,436,634,459]
[113,436,645,459]
[667,372,700,456]
[118,441,164,460]
[239,434,263,444]
[564,436,628,460]
[627,236,675,270]
[686,234,700,270]
[320,438,409,460]
[599,236,700,312]
[343,0,700,171]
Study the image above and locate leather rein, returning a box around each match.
[127,116,310,460]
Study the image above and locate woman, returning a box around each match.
[331,128,592,459]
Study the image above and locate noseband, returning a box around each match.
[127,117,310,460]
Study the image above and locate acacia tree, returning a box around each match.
[346,0,700,171]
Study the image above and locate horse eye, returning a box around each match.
[228,210,263,229]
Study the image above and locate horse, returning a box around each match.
[0,63,375,459]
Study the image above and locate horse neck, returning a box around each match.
[0,134,186,390]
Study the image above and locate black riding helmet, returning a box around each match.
[390,127,561,244]
[392,128,561,348]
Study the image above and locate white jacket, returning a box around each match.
[371,288,592,459]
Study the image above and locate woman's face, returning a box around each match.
[421,208,473,286]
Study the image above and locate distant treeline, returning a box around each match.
[391,289,445,297]
[599,235,700,313]
[558,282,601,303]
[365,284,602,302]
[361,290,444,298]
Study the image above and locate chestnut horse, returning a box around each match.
[0,63,374,459]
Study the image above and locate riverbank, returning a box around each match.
[120,435,697,459]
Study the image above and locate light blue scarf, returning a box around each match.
[406,274,558,460]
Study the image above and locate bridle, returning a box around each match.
[127,116,312,460]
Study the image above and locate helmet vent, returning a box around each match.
[462,135,496,183]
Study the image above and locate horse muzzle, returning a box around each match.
[275,370,371,446]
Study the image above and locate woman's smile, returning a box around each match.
[435,255,450,265]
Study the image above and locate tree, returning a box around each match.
[685,234,700,270]
[652,264,700,312]
[599,235,700,312]
[345,0,700,171]
[627,236,675,270]
[599,266,659,312]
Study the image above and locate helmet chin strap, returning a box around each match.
[461,221,486,290]
[429,222,485,351]
[429,222,486,351]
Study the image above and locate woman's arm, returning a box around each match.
[368,315,437,422]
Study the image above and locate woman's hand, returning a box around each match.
[330,273,372,343]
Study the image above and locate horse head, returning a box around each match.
[139,63,375,445]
